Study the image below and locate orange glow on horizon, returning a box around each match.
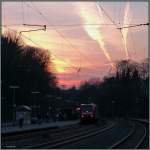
[58,79,81,88]
[51,56,74,73]
[2,2,148,88]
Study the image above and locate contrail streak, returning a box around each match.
[77,4,115,68]
[122,2,130,60]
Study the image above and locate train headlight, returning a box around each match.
[81,115,84,118]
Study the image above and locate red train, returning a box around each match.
[79,103,98,123]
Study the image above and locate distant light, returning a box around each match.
[31,91,40,94]
[9,85,20,89]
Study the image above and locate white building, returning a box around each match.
[16,105,32,125]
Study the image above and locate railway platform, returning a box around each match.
[2,120,79,134]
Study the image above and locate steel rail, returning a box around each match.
[134,122,147,148]
[2,123,105,149]
[27,122,115,149]
[2,124,98,149]
[108,120,147,149]
[108,121,135,149]
[128,118,148,148]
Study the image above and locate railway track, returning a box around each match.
[108,120,147,149]
[2,120,113,149]
[54,119,148,149]
[2,123,91,149]
[27,121,115,149]
[2,123,79,141]
[3,119,147,149]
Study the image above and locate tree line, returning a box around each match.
[68,59,149,119]
[1,31,58,121]
[1,31,148,121]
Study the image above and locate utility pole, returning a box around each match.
[9,85,20,126]
[31,91,40,118]
[45,94,53,121]
[112,100,115,118]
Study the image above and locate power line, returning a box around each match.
[118,2,122,25]
[3,3,148,69]
[21,1,25,24]
[130,29,136,57]
[4,0,77,69]
[96,2,119,29]
[46,23,143,27]
[95,3,115,68]
[30,2,97,70]
[96,2,129,61]
[2,23,147,28]
[97,2,130,60]
[2,26,78,71]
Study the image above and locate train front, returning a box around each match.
[80,104,96,123]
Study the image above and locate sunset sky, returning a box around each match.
[2,2,148,88]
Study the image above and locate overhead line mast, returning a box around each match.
[117,23,149,30]
[97,2,130,60]
[30,2,101,73]
[3,26,78,71]
[20,24,46,34]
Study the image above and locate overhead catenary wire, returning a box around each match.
[97,3,148,31]
[97,2,130,60]
[20,3,47,34]
[2,26,78,71]
[96,2,126,52]
[21,36,78,71]
[96,2,128,61]
[123,3,131,60]
[2,23,147,28]
[30,2,100,72]
[3,3,148,71]
[30,2,84,71]
[129,29,136,58]
[2,3,149,85]
[31,2,148,69]
[118,2,122,25]
[21,1,25,25]
[113,3,116,23]
[2,25,93,46]
[20,1,47,34]
[95,2,115,68]
[96,2,119,29]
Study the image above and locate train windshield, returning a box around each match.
[81,105,93,112]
